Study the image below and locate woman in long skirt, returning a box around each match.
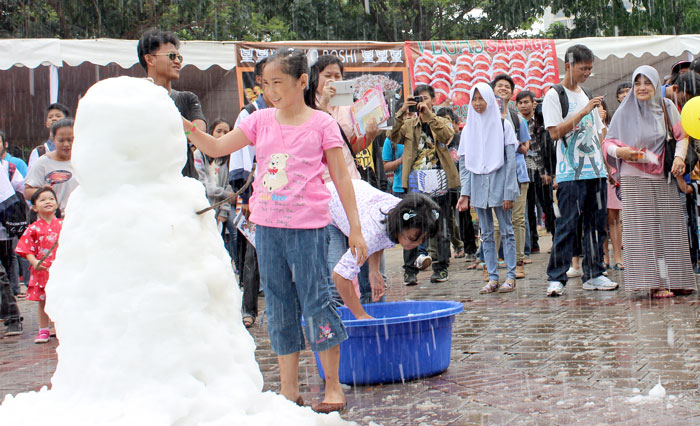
[602,65,696,297]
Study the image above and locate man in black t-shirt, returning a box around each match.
[137,29,206,178]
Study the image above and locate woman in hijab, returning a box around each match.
[456,83,519,293]
[602,65,696,298]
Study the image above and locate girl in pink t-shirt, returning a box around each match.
[185,48,367,414]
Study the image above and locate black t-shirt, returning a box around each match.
[170,89,206,178]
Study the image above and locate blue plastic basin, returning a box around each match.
[312,300,463,385]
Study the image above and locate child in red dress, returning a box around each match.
[16,187,62,344]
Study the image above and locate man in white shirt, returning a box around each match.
[543,44,618,297]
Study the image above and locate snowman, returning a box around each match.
[0,77,348,426]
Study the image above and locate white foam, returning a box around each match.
[0,77,349,426]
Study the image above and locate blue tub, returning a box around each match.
[312,300,463,385]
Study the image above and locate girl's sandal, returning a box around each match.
[498,279,516,293]
[652,290,674,299]
[480,280,499,294]
[613,262,625,271]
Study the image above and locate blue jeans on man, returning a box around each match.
[547,178,607,284]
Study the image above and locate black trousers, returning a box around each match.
[404,192,452,273]
[0,240,19,324]
[237,233,260,319]
[527,169,556,249]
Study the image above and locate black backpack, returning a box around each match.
[0,163,29,238]
[551,84,593,147]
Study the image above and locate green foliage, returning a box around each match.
[1,0,699,41]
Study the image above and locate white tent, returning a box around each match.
[555,35,700,108]
[1,36,700,146]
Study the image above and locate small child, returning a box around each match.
[457,82,519,293]
[15,187,63,343]
[194,119,235,226]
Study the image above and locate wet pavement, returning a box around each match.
[3,234,700,425]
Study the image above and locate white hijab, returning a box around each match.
[458,82,517,174]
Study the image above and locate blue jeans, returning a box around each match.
[327,225,386,305]
[547,178,607,284]
[476,206,516,280]
[255,226,347,355]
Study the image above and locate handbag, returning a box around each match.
[662,100,698,176]
[407,168,448,197]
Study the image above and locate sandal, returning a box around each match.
[652,290,674,298]
[613,262,625,271]
[498,278,516,293]
[603,262,610,270]
[15,293,26,299]
[454,249,465,258]
[243,315,255,328]
[312,400,347,414]
[523,257,532,265]
[480,280,499,294]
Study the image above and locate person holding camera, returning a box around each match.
[516,91,556,252]
[390,84,458,285]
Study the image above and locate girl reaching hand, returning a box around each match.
[184,48,367,414]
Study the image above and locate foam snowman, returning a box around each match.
[0,77,348,426]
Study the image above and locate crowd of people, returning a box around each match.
[2,28,700,415]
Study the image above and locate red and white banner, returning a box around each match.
[406,40,559,118]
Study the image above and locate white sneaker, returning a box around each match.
[583,275,619,291]
[566,267,583,278]
[415,254,432,271]
[547,281,564,297]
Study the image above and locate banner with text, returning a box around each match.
[235,42,409,111]
[405,40,559,119]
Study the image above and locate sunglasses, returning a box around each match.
[151,52,183,63]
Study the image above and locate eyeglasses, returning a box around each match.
[150,52,183,63]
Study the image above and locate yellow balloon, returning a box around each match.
[681,97,700,140]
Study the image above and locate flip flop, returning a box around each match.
[243,315,255,328]
[614,263,625,271]
[652,290,674,298]
[311,400,347,413]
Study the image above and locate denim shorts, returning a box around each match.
[255,225,348,355]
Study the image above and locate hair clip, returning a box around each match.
[403,210,417,221]
[432,209,440,220]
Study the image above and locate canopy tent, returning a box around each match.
[555,35,700,110]
[0,39,239,148]
[1,35,699,147]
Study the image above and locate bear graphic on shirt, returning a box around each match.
[261,153,289,192]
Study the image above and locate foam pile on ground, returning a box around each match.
[626,379,667,404]
[0,76,348,426]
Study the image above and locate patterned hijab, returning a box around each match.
[606,65,666,156]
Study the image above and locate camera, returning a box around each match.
[408,96,422,113]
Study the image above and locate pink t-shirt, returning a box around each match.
[238,108,343,229]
